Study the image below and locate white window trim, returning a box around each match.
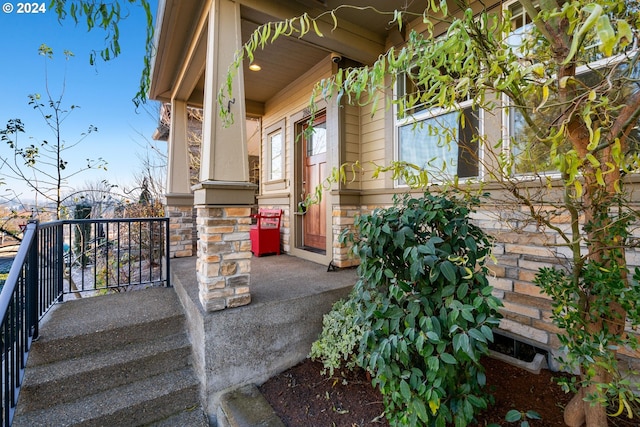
[265,119,286,183]
[393,80,485,187]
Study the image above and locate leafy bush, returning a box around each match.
[309,296,365,376]
[348,192,502,426]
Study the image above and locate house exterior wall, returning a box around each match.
[342,103,361,191]
[360,103,388,191]
[246,1,640,369]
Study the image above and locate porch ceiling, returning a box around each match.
[150,0,425,110]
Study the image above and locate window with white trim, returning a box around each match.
[395,70,481,182]
[266,121,284,181]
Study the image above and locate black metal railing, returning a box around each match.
[0,217,170,426]
[39,218,170,298]
[0,222,38,426]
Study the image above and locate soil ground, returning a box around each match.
[260,357,637,427]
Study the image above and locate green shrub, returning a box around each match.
[349,192,502,427]
[309,296,365,376]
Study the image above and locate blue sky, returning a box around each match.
[0,2,161,203]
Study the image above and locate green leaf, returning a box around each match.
[505,409,522,422]
[596,14,615,57]
[414,398,429,422]
[440,260,457,284]
[563,4,602,65]
[525,410,541,420]
[400,379,412,401]
[457,282,469,299]
[427,355,439,372]
[467,394,486,409]
[440,353,457,364]
[461,309,475,323]
[426,331,439,341]
[468,328,487,343]
[442,284,456,297]
[477,370,486,387]
[453,333,470,355]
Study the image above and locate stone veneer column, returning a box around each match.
[164,98,194,258]
[194,0,255,311]
[196,205,252,311]
[166,201,195,258]
[331,205,361,268]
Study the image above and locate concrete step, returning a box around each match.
[17,332,192,412]
[13,287,209,426]
[217,384,284,427]
[146,407,210,427]
[13,367,202,427]
[28,287,185,366]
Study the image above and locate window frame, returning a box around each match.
[394,69,484,186]
[265,119,286,184]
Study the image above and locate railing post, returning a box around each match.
[56,223,64,303]
[26,221,39,340]
[165,218,171,287]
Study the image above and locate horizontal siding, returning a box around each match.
[264,61,331,127]
[343,103,361,189]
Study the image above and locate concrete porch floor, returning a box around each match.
[171,253,357,305]
[170,254,357,423]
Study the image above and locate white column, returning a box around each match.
[199,0,248,184]
[167,98,191,195]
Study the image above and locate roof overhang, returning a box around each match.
[149,0,426,109]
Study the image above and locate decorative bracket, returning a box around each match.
[227,98,236,113]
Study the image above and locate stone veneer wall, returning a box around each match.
[167,205,196,258]
[327,201,640,369]
[331,205,363,268]
[196,206,252,311]
[473,207,640,369]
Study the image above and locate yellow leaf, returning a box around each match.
[614,179,621,193]
[429,398,440,415]
[585,153,600,168]
[595,168,605,186]
[609,394,624,417]
[611,138,622,163]
[574,180,583,198]
[617,20,633,47]
[535,85,550,113]
[586,127,601,151]
[312,19,323,37]
[531,63,545,78]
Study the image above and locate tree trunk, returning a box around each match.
[564,390,585,427]
[582,368,610,427]
[565,297,627,426]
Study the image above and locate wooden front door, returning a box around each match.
[302,114,327,252]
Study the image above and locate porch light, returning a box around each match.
[249,63,261,71]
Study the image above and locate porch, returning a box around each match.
[170,254,356,422]
[12,254,356,425]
